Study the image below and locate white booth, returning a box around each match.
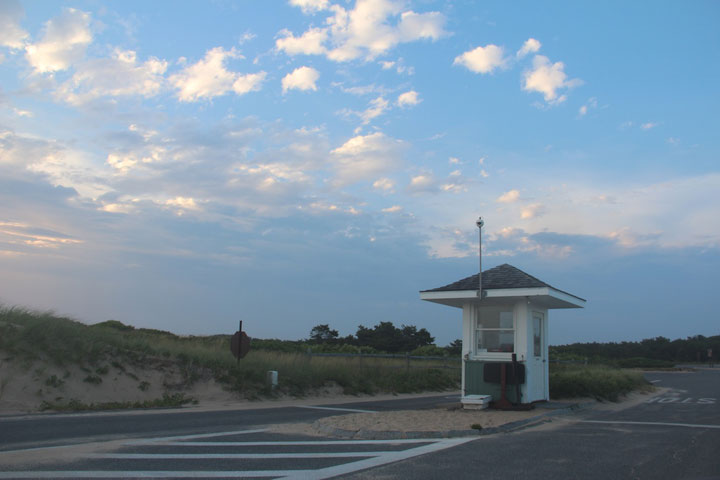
[420,264,585,406]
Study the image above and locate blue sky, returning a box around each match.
[1,0,718,346]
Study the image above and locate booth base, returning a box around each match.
[462,394,492,410]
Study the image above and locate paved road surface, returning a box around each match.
[340,368,720,480]
[0,369,717,479]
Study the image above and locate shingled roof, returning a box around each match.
[422,263,584,300]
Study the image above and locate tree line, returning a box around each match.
[249,322,461,356]
[550,335,719,363]
[309,322,441,354]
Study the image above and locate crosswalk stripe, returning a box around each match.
[91,452,388,459]
[146,439,433,446]
[0,470,307,478]
[578,420,720,429]
[296,405,376,413]
[126,428,267,444]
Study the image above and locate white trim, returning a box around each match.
[420,290,477,301]
[421,286,585,309]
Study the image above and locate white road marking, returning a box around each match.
[288,437,478,480]
[0,470,302,478]
[650,380,661,383]
[91,452,387,459]
[579,420,720,429]
[127,428,267,444]
[146,439,434,446]
[1,431,480,480]
[296,405,376,413]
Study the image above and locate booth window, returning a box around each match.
[475,309,514,353]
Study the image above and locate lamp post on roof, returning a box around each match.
[476,216,484,298]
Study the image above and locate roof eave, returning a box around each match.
[419,287,586,310]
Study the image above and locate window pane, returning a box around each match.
[477,310,513,329]
[533,315,542,357]
[476,329,514,352]
[499,311,513,328]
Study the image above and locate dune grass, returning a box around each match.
[0,305,459,400]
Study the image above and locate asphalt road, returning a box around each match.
[0,393,456,452]
[341,367,720,480]
[0,369,718,479]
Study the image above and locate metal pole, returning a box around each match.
[238,320,242,365]
[476,217,484,297]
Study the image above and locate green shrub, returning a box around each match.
[83,375,102,385]
[40,393,194,411]
[410,345,446,357]
[612,357,675,369]
[550,364,651,401]
[45,375,64,388]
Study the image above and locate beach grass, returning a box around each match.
[0,305,459,399]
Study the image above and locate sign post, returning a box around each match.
[230,320,251,362]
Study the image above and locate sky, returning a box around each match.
[0,0,718,346]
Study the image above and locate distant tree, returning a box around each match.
[400,325,434,351]
[308,324,339,344]
[355,322,435,353]
[445,339,462,356]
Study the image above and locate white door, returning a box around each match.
[530,312,546,401]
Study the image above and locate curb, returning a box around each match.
[312,401,595,440]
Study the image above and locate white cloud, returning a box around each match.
[276,28,328,56]
[359,96,389,124]
[279,0,446,62]
[101,202,136,214]
[330,131,403,185]
[336,83,383,95]
[520,203,545,219]
[107,153,138,173]
[578,97,597,116]
[25,8,92,73]
[516,38,541,58]
[440,182,465,193]
[290,0,330,14]
[453,44,507,74]
[408,173,436,193]
[13,108,33,117]
[169,47,266,102]
[397,90,420,107]
[380,58,413,75]
[165,196,199,210]
[0,0,28,50]
[382,205,402,213]
[497,189,520,203]
[282,66,320,93]
[397,10,445,41]
[522,55,582,104]
[56,49,167,104]
[27,151,112,200]
[373,177,395,191]
[641,122,659,130]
